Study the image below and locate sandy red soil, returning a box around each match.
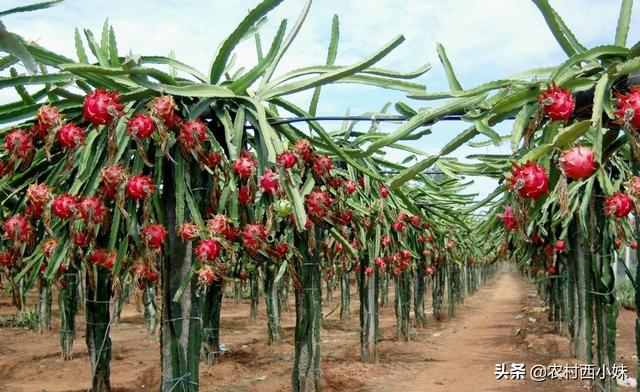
[0,271,635,391]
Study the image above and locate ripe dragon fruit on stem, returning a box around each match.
[82,89,123,126]
[52,194,77,219]
[127,114,155,139]
[498,205,517,231]
[560,146,597,179]
[259,169,279,196]
[36,105,62,129]
[277,151,297,169]
[77,196,108,224]
[179,222,200,241]
[604,192,633,218]
[126,175,156,200]
[195,239,221,262]
[177,119,207,150]
[3,215,33,243]
[508,162,549,199]
[141,224,167,248]
[537,82,575,122]
[57,123,85,149]
[233,152,257,179]
[613,85,640,129]
[6,129,35,160]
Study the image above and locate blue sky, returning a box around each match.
[3,0,639,199]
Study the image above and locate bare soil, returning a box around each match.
[0,271,634,391]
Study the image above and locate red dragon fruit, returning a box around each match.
[508,162,549,199]
[146,270,159,283]
[27,183,50,207]
[43,239,57,258]
[613,86,640,129]
[269,242,289,259]
[149,95,177,118]
[198,265,217,285]
[379,186,389,199]
[57,123,85,149]
[241,223,267,252]
[277,151,297,169]
[36,105,61,129]
[208,215,231,237]
[259,169,279,195]
[345,180,357,195]
[233,153,257,179]
[126,175,156,200]
[83,89,123,125]
[238,184,253,205]
[555,240,566,253]
[178,119,207,150]
[499,205,517,231]
[334,210,353,226]
[72,231,91,248]
[294,139,314,162]
[52,194,77,219]
[615,238,623,250]
[127,113,155,139]
[205,151,222,167]
[305,189,332,220]
[101,165,125,186]
[3,215,33,242]
[329,176,343,189]
[312,155,333,178]
[0,251,14,267]
[392,220,405,233]
[195,239,221,261]
[30,123,47,140]
[179,222,200,241]
[604,192,633,218]
[77,196,108,224]
[381,235,392,247]
[538,82,575,122]
[141,224,167,248]
[560,146,597,179]
[6,129,34,160]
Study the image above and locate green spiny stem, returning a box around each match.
[292,227,323,392]
[233,281,241,304]
[396,271,411,341]
[340,271,350,323]
[37,276,52,334]
[280,277,290,313]
[413,268,427,328]
[250,272,259,320]
[160,157,201,392]
[85,265,112,392]
[59,265,79,360]
[143,284,158,334]
[112,278,131,324]
[446,262,454,317]
[201,279,223,366]
[433,265,443,322]
[264,263,282,345]
[325,278,333,303]
[380,272,389,308]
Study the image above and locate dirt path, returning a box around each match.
[0,271,608,391]
[369,272,584,392]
